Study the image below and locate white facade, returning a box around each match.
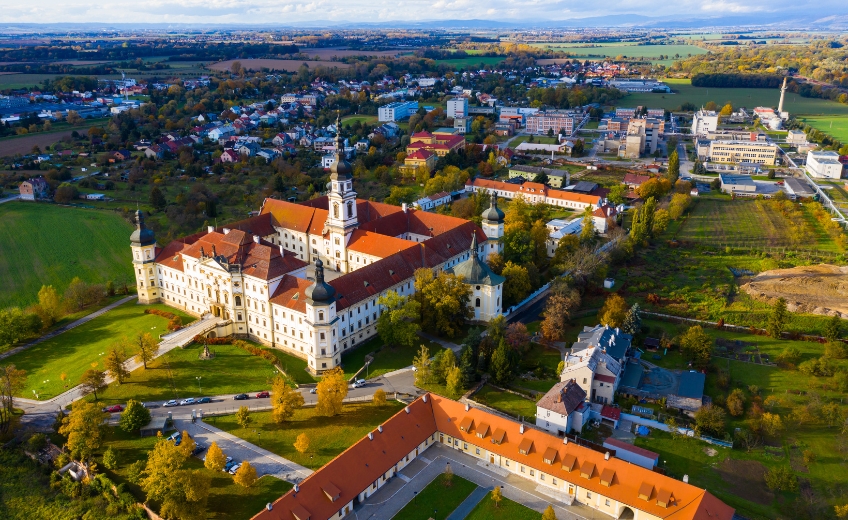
[447,97,468,119]
[690,110,718,136]
[806,150,844,179]
[378,101,418,122]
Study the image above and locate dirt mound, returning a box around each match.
[741,264,848,318]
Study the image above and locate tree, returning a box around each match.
[694,404,726,437]
[434,349,457,384]
[204,442,227,471]
[132,332,159,369]
[502,261,531,307]
[607,184,627,206]
[79,368,107,400]
[271,376,304,423]
[446,365,464,397]
[767,297,788,339]
[376,291,421,348]
[764,466,797,492]
[726,388,746,417]
[598,294,628,328]
[490,341,514,385]
[579,205,597,245]
[35,285,62,327]
[0,307,41,347]
[667,149,680,184]
[491,485,503,508]
[652,208,670,236]
[413,344,432,386]
[540,285,581,344]
[413,269,472,338]
[120,399,151,433]
[824,315,842,341]
[59,401,107,462]
[316,367,348,417]
[571,139,584,157]
[443,463,454,487]
[0,364,26,434]
[542,505,558,520]
[150,186,167,211]
[66,110,83,125]
[775,346,802,368]
[236,406,251,428]
[761,413,785,436]
[821,402,843,428]
[104,347,129,384]
[679,325,713,370]
[178,430,196,458]
[102,446,118,470]
[142,439,210,520]
[230,60,243,76]
[54,182,79,204]
[234,461,258,488]
[373,388,387,406]
[621,303,642,335]
[294,433,310,454]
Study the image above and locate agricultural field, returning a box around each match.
[5,300,193,400]
[531,43,708,66]
[620,78,848,115]
[0,118,109,156]
[796,115,848,144]
[436,56,505,69]
[0,202,134,308]
[210,401,406,469]
[0,73,121,90]
[208,59,351,72]
[300,47,404,59]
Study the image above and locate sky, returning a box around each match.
[0,0,845,25]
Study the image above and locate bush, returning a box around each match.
[764,465,797,492]
[192,335,233,345]
[26,433,47,452]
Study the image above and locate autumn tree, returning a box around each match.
[540,283,581,344]
[130,332,159,369]
[271,375,304,424]
[104,347,130,384]
[446,365,464,398]
[0,364,26,434]
[373,388,387,406]
[413,269,472,338]
[694,404,726,437]
[59,401,107,462]
[236,406,252,428]
[726,388,746,417]
[316,367,348,417]
[120,399,151,433]
[679,325,714,370]
[234,461,258,488]
[666,150,680,184]
[294,433,310,454]
[79,368,107,400]
[502,261,532,307]
[142,439,210,520]
[764,466,797,492]
[413,344,432,386]
[376,291,421,348]
[35,285,62,327]
[204,442,227,471]
[598,294,628,328]
[579,206,597,245]
[491,485,503,508]
[542,505,558,520]
[767,297,788,339]
[443,463,454,487]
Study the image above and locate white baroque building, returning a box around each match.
[131,121,505,374]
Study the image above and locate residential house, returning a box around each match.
[414,191,451,211]
[536,379,589,435]
[592,205,618,234]
[562,325,633,404]
[112,149,132,161]
[144,144,165,160]
[466,178,600,211]
[19,176,50,200]
[220,149,240,163]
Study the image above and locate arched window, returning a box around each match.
[346,201,353,218]
[234,296,242,306]
[475,298,481,308]
[333,203,339,218]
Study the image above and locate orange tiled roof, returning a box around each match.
[347,230,417,258]
[179,230,306,280]
[269,275,313,313]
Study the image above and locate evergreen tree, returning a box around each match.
[459,345,476,388]
[767,297,788,339]
[824,315,842,341]
[667,150,680,184]
[621,303,642,335]
[490,341,514,385]
[149,186,166,211]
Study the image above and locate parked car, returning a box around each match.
[164,400,179,407]
[192,444,206,455]
[233,394,249,400]
[255,391,270,398]
[228,463,242,475]
[179,398,196,406]
[196,397,211,404]
[223,461,236,472]
[102,405,123,413]
[309,388,317,394]
[352,379,366,389]
[142,402,159,409]
[167,432,182,446]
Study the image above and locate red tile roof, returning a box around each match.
[260,198,325,234]
[269,276,313,313]
[595,374,617,384]
[347,230,417,258]
[406,149,435,160]
[601,404,621,420]
[179,230,306,280]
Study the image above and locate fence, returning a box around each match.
[190,394,376,420]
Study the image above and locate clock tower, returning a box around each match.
[325,115,358,273]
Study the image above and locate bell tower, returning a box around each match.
[130,210,159,304]
[325,114,358,273]
[481,193,505,257]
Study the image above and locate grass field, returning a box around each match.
[509,135,559,146]
[340,337,443,380]
[465,495,540,520]
[341,114,378,127]
[209,59,351,72]
[210,401,406,469]
[531,43,707,66]
[472,384,537,420]
[436,56,505,69]
[797,115,848,144]
[393,473,477,520]
[90,341,281,404]
[0,202,134,308]
[0,73,121,90]
[100,427,292,519]
[621,78,848,115]
[7,300,193,399]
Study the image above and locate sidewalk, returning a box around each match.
[0,295,137,361]
[418,331,462,354]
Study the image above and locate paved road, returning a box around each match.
[0,295,138,362]
[0,194,19,204]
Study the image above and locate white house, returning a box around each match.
[536,379,588,435]
[806,150,844,179]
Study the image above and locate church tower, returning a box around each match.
[325,114,358,273]
[481,193,505,257]
[304,259,339,374]
[130,210,158,304]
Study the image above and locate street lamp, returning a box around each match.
[196,376,202,394]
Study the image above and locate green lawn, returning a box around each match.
[100,426,292,519]
[436,56,505,69]
[472,385,537,420]
[263,347,319,385]
[393,473,477,520]
[341,115,378,127]
[510,135,559,146]
[465,495,540,520]
[797,114,848,144]
[7,301,193,400]
[533,43,707,66]
[209,401,405,469]
[90,341,282,404]
[341,337,443,380]
[621,78,848,115]
[0,202,134,308]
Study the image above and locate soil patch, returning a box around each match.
[714,459,774,505]
[703,447,718,457]
[741,264,848,318]
[0,130,78,157]
[209,59,351,72]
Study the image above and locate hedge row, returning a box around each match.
[144,308,182,331]
[190,335,279,364]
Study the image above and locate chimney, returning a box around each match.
[405,406,410,414]
[563,437,568,445]
[368,432,374,440]
[294,484,299,493]
[207,225,215,233]
[223,227,231,234]
[378,425,383,433]
[520,424,525,434]
[253,235,260,244]
[423,394,428,403]
[279,245,285,257]
[683,474,689,483]
[402,202,408,213]
[465,403,470,412]
[604,452,610,460]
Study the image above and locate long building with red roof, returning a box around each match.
[131,132,506,374]
[251,393,734,520]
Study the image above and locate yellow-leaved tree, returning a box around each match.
[271,375,304,424]
[234,461,258,488]
[204,442,226,472]
[316,367,348,417]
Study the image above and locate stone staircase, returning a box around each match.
[534,484,575,506]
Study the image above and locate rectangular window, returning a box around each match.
[587,492,592,499]
[605,499,611,506]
